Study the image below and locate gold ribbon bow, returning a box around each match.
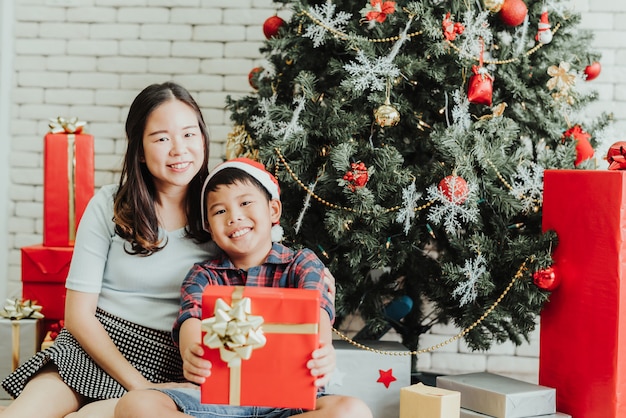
[48,116,86,134]
[0,299,44,320]
[201,297,267,367]
[1,299,43,371]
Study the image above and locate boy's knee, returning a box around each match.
[323,396,373,418]
[114,390,155,418]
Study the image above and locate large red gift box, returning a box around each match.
[540,169,626,418]
[21,244,72,323]
[201,286,320,410]
[43,132,94,247]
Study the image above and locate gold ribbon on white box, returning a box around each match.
[0,299,44,371]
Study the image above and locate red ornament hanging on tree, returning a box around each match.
[468,66,494,106]
[438,175,469,204]
[263,15,286,39]
[533,266,561,291]
[583,61,601,81]
[563,125,594,166]
[248,66,263,90]
[468,39,493,106]
[343,162,369,191]
[499,0,528,27]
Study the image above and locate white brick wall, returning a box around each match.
[0,0,624,383]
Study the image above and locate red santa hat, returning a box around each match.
[201,157,283,241]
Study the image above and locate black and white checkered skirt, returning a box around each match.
[1,308,184,400]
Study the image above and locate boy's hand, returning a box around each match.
[307,341,336,387]
[182,342,212,384]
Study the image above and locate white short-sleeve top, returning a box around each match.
[65,184,217,332]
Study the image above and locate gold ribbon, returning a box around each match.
[1,299,44,371]
[0,299,44,320]
[48,117,85,241]
[68,134,76,241]
[201,287,318,405]
[48,116,86,134]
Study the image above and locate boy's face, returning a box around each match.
[206,180,281,268]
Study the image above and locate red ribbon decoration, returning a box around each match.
[607,141,626,170]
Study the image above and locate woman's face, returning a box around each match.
[142,99,205,194]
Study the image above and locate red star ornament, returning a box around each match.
[377,369,397,388]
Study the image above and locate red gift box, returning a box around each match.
[21,244,72,323]
[540,169,626,418]
[201,286,320,410]
[43,132,94,247]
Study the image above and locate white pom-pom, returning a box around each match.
[271,224,284,242]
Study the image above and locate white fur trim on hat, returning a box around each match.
[207,158,280,200]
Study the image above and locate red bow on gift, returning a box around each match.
[607,141,626,170]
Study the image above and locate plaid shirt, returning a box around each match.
[173,242,334,344]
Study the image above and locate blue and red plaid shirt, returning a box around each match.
[172,242,334,344]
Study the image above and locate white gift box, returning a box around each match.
[436,372,556,418]
[328,339,411,418]
[460,409,570,418]
[0,318,42,399]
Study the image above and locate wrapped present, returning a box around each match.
[21,245,72,326]
[201,286,320,409]
[436,372,555,418]
[540,169,626,418]
[460,410,570,418]
[400,382,460,418]
[0,299,44,399]
[328,340,411,418]
[44,116,94,247]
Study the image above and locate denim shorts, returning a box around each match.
[157,387,304,418]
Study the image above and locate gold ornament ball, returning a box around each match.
[374,103,400,127]
[484,0,504,12]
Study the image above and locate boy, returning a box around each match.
[115,158,372,418]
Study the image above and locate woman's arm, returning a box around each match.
[64,290,152,391]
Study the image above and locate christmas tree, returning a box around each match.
[225,0,611,359]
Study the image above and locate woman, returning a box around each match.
[1,82,216,418]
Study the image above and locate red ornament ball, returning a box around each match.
[343,162,369,192]
[438,175,469,204]
[248,66,263,90]
[563,125,594,166]
[263,15,285,39]
[583,61,601,81]
[499,0,528,27]
[533,266,561,291]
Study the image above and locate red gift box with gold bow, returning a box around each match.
[201,286,320,410]
[43,117,94,247]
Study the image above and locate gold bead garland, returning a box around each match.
[299,8,561,66]
[332,258,529,355]
[299,9,423,43]
[274,147,434,215]
[486,158,542,206]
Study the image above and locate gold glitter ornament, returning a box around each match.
[484,0,504,13]
[374,100,400,127]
